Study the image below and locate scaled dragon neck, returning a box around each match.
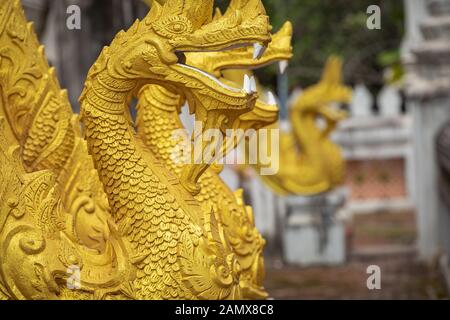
[80,68,206,299]
[290,109,324,161]
[136,84,268,299]
[80,69,201,224]
[137,84,185,174]
[79,66,248,300]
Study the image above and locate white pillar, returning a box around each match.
[401,0,428,62]
[412,98,450,259]
[405,0,450,260]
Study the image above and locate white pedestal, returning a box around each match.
[281,190,348,266]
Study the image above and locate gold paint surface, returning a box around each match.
[0,0,274,300]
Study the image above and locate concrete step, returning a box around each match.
[428,0,450,17]
[412,40,450,65]
[406,73,450,99]
[350,245,417,262]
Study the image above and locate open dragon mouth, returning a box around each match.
[172,43,270,195]
[176,59,242,93]
[173,41,269,96]
[173,32,292,195]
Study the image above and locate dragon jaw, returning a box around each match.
[184,20,294,131]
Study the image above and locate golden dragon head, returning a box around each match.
[186,18,293,78]
[291,56,352,124]
[185,19,294,131]
[142,1,293,130]
[85,0,271,121]
[83,0,273,194]
[180,18,293,176]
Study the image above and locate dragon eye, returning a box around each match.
[170,22,186,33]
[153,16,193,39]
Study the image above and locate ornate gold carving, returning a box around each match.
[135,14,293,298]
[0,0,274,300]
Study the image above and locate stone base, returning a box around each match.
[281,189,348,266]
[283,217,346,266]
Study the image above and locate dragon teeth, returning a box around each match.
[267,91,277,105]
[253,43,266,60]
[250,76,257,93]
[243,74,252,94]
[243,75,257,94]
[278,60,288,74]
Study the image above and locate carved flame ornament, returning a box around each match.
[0,0,280,300]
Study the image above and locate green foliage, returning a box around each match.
[214,0,404,91]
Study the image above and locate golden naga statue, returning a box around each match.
[0,0,278,300]
[250,57,353,196]
[135,2,293,298]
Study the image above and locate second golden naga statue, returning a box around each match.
[0,0,288,300]
[252,57,353,196]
